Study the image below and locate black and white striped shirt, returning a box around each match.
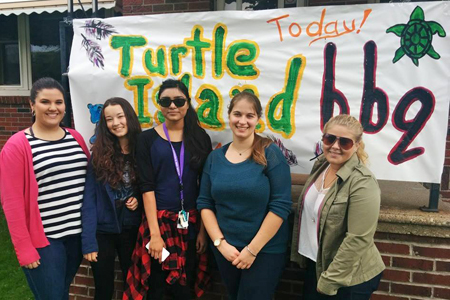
[26,129,88,239]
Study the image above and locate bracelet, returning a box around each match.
[245,245,257,257]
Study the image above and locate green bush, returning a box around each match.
[0,210,33,300]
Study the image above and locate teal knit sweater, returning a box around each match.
[197,143,292,254]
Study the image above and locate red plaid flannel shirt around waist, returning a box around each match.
[123,209,210,300]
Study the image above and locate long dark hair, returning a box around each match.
[228,91,272,166]
[30,77,65,124]
[91,97,142,189]
[158,79,211,170]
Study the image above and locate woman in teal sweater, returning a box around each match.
[197,91,292,300]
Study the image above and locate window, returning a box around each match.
[0,14,20,86]
[29,12,63,82]
[0,11,63,95]
[0,14,30,95]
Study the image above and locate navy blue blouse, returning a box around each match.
[136,128,201,212]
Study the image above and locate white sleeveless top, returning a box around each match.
[298,166,331,262]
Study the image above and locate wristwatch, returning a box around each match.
[214,237,225,247]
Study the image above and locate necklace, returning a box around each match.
[322,166,337,190]
[231,143,252,156]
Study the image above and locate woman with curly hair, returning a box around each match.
[81,97,142,300]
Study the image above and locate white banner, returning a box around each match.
[68,1,450,183]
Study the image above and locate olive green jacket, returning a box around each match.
[291,154,385,295]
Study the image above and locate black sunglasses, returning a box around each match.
[158,97,187,108]
[322,133,354,150]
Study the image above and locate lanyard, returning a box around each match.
[162,123,185,210]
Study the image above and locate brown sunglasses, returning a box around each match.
[322,133,355,150]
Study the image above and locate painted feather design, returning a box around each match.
[309,141,323,161]
[82,20,117,40]
[81,34,104,69]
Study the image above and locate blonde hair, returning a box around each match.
[323,114,369,165]
[228,92,272,166]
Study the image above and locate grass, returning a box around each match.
[0,210,34,300]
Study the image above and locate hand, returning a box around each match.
[83,252,98,262]
[24,260,40,269]
[196,230,207,254]
[217,240,240,262]
[232,247,256,269]
[149,235,166,263]
[317,287,324,294]
[125,197,138,211]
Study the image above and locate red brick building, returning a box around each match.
[1,1,449,300]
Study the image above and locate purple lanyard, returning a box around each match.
[162,123,185,210]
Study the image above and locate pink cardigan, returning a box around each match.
[0,128,90,266]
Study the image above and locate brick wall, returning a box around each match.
[203,232,450,300]
[122,0,211,16]
[0,96,32,149]
[68,224,450,300]
[70,261,125,299]
[439,125,450,203]
[373,233,450,300]
[308,0,371,5]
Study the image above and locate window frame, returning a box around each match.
[0,14,32,96]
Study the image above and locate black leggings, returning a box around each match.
[90,227,139,300]
[303,258,383,300]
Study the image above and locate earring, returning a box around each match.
[32,110,35,117]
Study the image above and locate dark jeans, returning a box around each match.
[90,227,139,300]
[211,245,286,300]
[22,234,83,300]
[147,239,196,300]
[303,258,383,300]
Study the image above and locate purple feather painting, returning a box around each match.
[82,20,117,40]
[80,20,117,69]
[81,34,105,69]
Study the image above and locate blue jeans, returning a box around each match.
[211,244,286,300]
[22,235,83,300]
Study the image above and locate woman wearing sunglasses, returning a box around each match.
[291,114,384,300]
[124,79,211,300]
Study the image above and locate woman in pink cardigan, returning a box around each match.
[0,78,90,300]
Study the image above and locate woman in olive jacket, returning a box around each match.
[291,114,385,300]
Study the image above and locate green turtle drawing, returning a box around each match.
[386,6,446,66]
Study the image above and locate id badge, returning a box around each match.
[177,210,189,229]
